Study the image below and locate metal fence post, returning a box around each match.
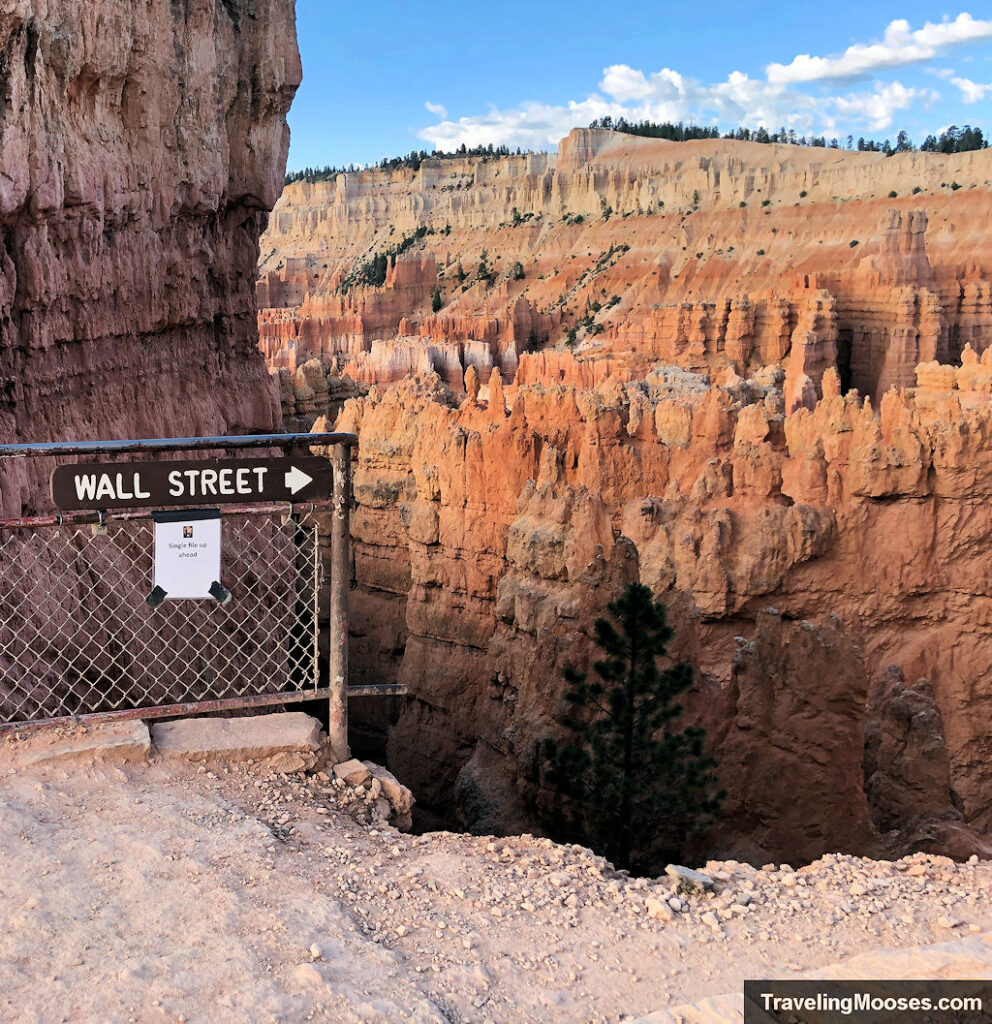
[328,442,351,762]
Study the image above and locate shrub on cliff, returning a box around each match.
[542,582,724,873]
[431,287,443,313]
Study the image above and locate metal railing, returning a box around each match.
[0,433,394,759]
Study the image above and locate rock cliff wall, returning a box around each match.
[263,129,992,863]
[260,130,992,423]
[0,0,300,513]
[329,360,992,862]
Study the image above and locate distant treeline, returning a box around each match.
[588,116,988,155]
[284,121,988,186]
[284,143,529,185]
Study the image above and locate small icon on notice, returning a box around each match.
[183,525,194,538]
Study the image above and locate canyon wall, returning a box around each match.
[259,130,992,423]
[0,0,300,514]
[263,130,992,863]
[333,360,992,863]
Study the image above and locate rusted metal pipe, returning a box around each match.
[0,501,333,531]
[0,683,408,734]
[0,432,358,460]
[328,443,352,762]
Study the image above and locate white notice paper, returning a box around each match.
[153,514,222,600]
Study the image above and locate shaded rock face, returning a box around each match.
[335,368,992,864]
[0,0,300,513]
[861,665,992,861]
[717,611,875,865]
[864,667,959,832]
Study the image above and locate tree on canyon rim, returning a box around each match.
[542,583,724,873]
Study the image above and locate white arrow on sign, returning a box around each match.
[285,466,315,495]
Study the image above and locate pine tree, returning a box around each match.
[543,582,724,873]
[431,287,442,313]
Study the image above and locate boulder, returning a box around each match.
[333,758,372,787]
[665,865,715,895]
[150,713,323,772]
[363,761,415,831]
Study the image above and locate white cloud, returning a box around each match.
[418,12,992,152]
[600,65,655,102]
[422,96,624,152]
[420,65,829,153]
[596,65,814,129]
[831,81,936,130]
[424,101,448,119]
[951,75,992,101]
[600,65,687,103]
[418,72,924,151]
[767,13,992,84]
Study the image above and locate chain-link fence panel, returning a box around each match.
[0,511,321,726]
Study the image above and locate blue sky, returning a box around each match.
[286,2,992,171]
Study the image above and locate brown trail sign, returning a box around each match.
[51,456,332,511]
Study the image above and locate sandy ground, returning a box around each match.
[0,744,990,1024]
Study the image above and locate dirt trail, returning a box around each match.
[0,748,990,1024]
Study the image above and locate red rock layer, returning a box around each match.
[0,0,300,513]
[331,368,992,862]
